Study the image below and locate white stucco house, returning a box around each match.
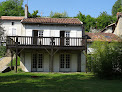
[101,12,122,37]
[3,5,87,72]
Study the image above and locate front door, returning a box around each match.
[33,30,38,45]
[60,54,71,72]
[32,53,43,72]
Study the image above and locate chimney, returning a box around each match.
[25,4,28,18]
[117,12,122,19]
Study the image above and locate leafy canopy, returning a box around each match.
[112,0,122,16]
[0,0,24,16]
[96,11,116,29]
[50,11,68,18]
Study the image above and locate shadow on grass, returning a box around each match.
[0,73,122,92]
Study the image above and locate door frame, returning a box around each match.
[31,52,44,72]
[32,30,38,45]
[59,53,71,72]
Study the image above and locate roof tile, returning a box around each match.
[86,33,120,42]
[22,18,82,25]
[1,16,24,20]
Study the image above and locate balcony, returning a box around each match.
[6,36,86,50]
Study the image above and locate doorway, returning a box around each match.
[32,53,43,72]
[60,31,65,46]
[60,54,71,72]
[33,30,38,45]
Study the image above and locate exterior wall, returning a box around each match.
[114,17,122,37]
[103,27,113,33]
[24,24,82,37]
[87,42,94,54]
[81,52,86,72]
[71,53,77,72]
[2,20,22,36]
[20,50,85,72]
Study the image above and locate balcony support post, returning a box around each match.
[15,36,18,73]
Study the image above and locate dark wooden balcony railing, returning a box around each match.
[6,36,86,47]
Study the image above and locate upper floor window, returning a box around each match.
[38,31,43,37]
[65,31,70,37]
[12,22,14,26]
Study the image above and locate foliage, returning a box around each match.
[8,56,20,66]
[28,10,40,18]
[75,12,96,32]
[87,41,122,79]
[50,11,68,18]
[0,0,24,16]
[0,72,122,92]
[18,68,23,72]
[84,15,96,32]
[96,11,116,29]
[112,0,122,16]
[0,46,6,57]
[75,11,86,23]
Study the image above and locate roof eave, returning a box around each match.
[21,22,82,26]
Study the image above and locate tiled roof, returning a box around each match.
[86,32,120,42]
[0,16,24,20]
[21,18,82,25]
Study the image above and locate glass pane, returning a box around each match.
[66,54,70,68]
[32,54,37,68]
[60,54,65,68]
[38,54,43,68]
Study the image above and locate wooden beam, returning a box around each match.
[16,36,18,73]
[85,36,87,73]
[11,51,13,70]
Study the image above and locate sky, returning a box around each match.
[0,0,118,18]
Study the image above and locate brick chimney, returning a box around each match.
[25,4,28,18]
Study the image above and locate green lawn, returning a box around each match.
[0,72,122,92]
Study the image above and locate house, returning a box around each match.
[0,16,24,37]
[101,12,122,37]
[5,5,87,72]
[85,32,120,54]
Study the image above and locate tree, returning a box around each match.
[75,11,86,23]
[87,41,122,79]
[112,0,122,16]
[50,11,68,18]
[0,0,24,16]
[75,12,96,32]
[28,10,40,18]
[96,11,116,29]
[84,15,96,32]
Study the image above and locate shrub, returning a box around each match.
[18,68,23,72]
[0,46,6,57]
[87,41,122,79]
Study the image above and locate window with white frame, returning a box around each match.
[38,31,43,37]
[65,31,70,46]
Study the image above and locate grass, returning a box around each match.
[0,72,122,92]
[8,57,20,66]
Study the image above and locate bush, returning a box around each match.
[87,41,122,79]
[0,46,6,57]
[18,68,23,72]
